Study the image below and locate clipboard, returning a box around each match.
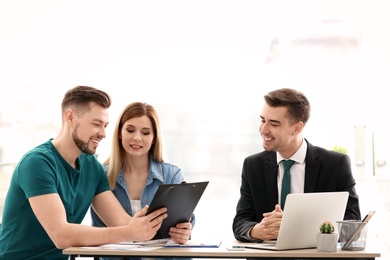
[146,181,209,239]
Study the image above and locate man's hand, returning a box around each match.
[169,222,192,244]
[125,206,168,242]
[250,204,283,241]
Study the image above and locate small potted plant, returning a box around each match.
[317,221,338,252]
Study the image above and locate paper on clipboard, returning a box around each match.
[146,181,209,239]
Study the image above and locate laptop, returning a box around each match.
[243,191,349,251]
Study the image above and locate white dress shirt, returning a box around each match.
[276,139,307,206]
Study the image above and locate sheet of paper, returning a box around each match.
[99,244,141,250]
[117,238,170,245]
[80,243,161,251]
[164,240,221,248]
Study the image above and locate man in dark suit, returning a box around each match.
[233,88,361,243]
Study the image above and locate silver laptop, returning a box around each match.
[243,191,349,251]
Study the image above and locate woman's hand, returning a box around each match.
[169,221,192,244]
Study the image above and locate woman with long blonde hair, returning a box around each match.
[91,102,193,259]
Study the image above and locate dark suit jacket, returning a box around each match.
[232,139,361,242]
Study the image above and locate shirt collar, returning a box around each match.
[148,154,164,183]
[277,138,307,164]
[117,154,164,186]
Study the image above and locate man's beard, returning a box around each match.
[72,124,96,155]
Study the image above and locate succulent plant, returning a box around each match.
[319,221,335,234]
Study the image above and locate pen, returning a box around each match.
[342,210,376,249]
[361,212,371,222]
[361,210,375,223]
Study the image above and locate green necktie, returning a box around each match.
[281,159,295,210]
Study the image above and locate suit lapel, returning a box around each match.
[265,152,279,206]
[304,140,321,192]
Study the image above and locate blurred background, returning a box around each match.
[1,0,389,258]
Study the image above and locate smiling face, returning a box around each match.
[119,115,154,158]
[259,104,303,158]
[71,103,109,155]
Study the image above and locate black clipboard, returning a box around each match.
[146,181,209,239]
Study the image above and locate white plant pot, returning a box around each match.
[316,233,338,252]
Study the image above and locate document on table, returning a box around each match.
[163,240,222,248]
[80,244,143,250]
[117,238,170,245]
[99,244,142,250]
[80,238,170,250]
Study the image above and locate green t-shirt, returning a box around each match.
[0,139,110,260]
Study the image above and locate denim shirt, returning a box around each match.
[91,155,196,228]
